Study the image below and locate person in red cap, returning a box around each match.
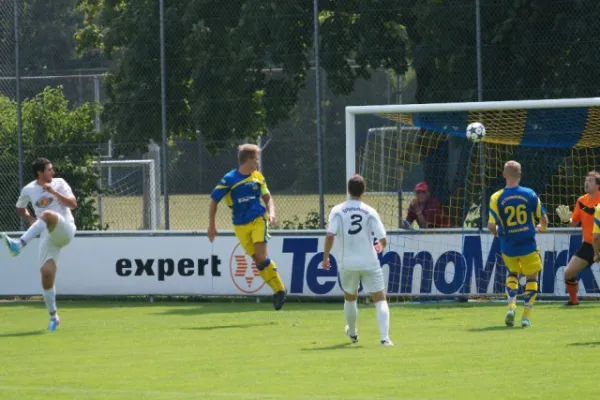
[403,181,450,229]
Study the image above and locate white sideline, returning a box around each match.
[0,385,425,400]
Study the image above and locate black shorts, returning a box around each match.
[574,242,595,266]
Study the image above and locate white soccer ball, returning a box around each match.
[466,122,486,142]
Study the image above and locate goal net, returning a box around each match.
[93,160,161,230]
[346,97,600,299]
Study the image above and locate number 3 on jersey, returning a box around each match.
[504,204,527,226]
[348,214,362,234]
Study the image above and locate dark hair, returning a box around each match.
[348,174,366,197]
[587,170,600,186]
[32,157,51,179]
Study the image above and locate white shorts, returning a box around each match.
[339,268,385,295]
[39,215,76,266]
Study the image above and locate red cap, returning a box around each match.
[415,182,429,192]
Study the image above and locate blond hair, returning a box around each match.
[503,160,522,179]
[238,143,260,165]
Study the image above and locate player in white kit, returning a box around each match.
[323,174,393,346]
[1,158,77,331]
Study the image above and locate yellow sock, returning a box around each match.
[506,275,518,310]
[257,259,285,293]
[522,280,538,319]
[258,269,277,292]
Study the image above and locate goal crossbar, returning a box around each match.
[345,96,600,182]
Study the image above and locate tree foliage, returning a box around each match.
[0,87,107,231]
[75,0,408,153]
[401,0,600,103]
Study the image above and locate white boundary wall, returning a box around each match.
[0,229,597,298]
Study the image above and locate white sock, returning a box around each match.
[344,300,358,336]
[43,286,57,317]
[375,300,390,341]
[20,219,47,245]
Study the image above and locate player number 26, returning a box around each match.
[505,204,527,226]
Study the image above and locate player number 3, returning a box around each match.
[348,214,363,235]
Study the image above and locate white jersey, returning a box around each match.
[327,200,386,270]
[16,178,75,224]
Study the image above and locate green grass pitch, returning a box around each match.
[1,300,599,399]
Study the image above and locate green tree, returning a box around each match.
[0,0,108,102]
[75,0,408,154]
[0,86,107,231]
[399,0,600,103]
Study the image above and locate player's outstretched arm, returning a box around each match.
[208,199,219,243]
[556,204,577,226]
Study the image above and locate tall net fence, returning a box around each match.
[1,1,600,231]
[354,103,600,296]
[359,107,600,231]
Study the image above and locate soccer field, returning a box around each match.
[1,300,599,400]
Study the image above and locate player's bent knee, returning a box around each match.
[566,256,588,275]
[40,210,58,222]
[343,292,358,301]
[371,290,386,303]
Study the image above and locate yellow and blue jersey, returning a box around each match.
[211,169,270,225]
[488,186,546,257]
[593,205,600,235]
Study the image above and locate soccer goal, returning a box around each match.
[93,159,160,230]
[346,97,600,298]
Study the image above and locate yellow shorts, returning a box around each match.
[502,250,542,276]
[234,215,269,256]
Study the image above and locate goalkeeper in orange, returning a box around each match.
[556,171,600,306]
[208,143,286,310]
[488,161,548,328]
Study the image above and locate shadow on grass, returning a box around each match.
[0,330,45,338]
[0,299,342,315]
[181,322,276,331]
[301,342,359,351]
[467,325,521,332]
[567,341,600,347]
[154,302,342,316]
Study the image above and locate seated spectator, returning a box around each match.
[403,182,450,229]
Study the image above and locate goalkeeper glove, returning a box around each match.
[556,205,572,223]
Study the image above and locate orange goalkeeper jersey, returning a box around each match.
[572,193,600,243]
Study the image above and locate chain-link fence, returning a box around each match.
[1,1,600,231]
[0,0,21,230]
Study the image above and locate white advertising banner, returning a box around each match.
[0,231,598,297]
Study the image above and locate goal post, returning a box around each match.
[345,97,600,298]
[346,96,600,184]
[346,96,600,229]
[93,159,160,230]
